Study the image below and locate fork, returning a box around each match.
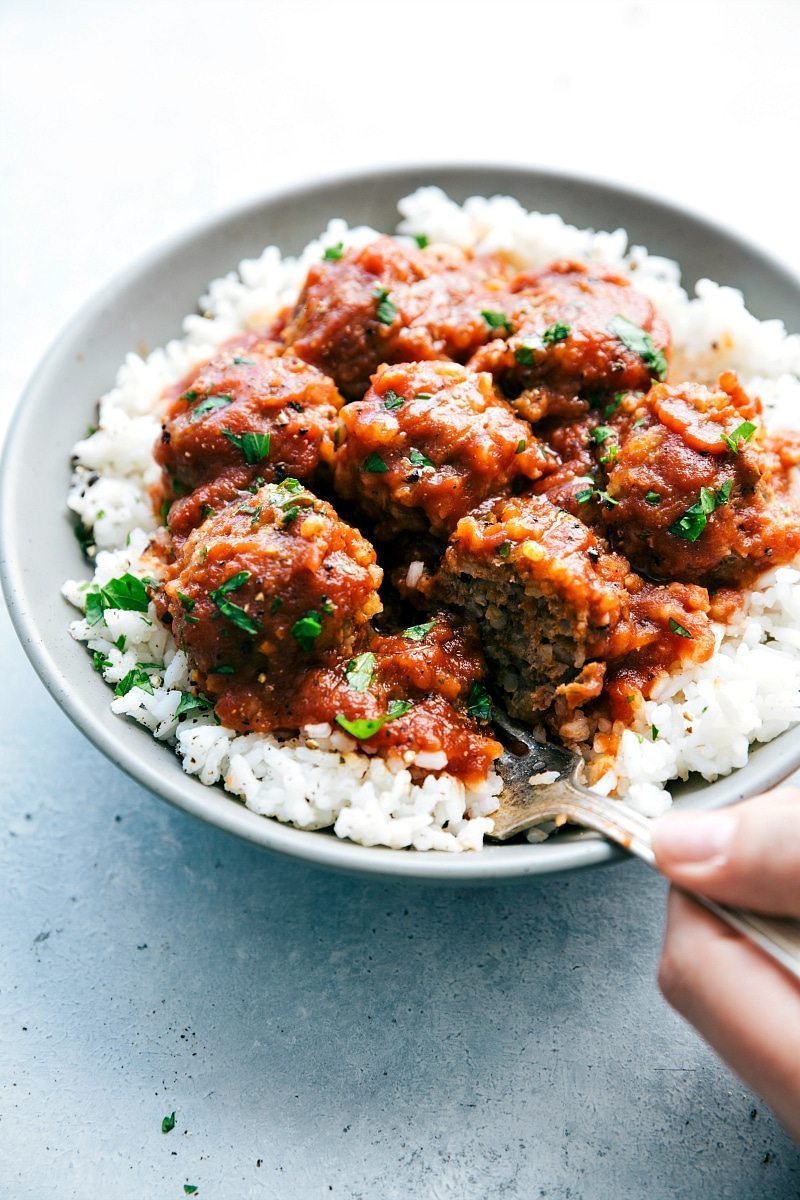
[491,710,800,982]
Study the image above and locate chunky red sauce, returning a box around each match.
[148,235,800,782]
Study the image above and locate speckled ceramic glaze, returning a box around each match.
[4,164,800,882]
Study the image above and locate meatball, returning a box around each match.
[598,374,800,585]
[435,494,712,722]
[468,260,670,422]
[161,478,383,731]
[332,361,558,537]
[282,236,512,399]
[155,338,342,496]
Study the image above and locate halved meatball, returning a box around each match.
[598,374,800,585]
[155,337,343,497]
[468,260,671,422]
[435,494,712,722]
[332,361,558,537]
[282,236,512,399]
[161,478,383,731]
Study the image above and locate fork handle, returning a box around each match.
[571,787,800,984]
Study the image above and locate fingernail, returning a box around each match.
[653,809,738,865]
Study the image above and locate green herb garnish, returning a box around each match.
[209,570,260,636]
[645,490,661,506]
[414,234,429,249]
[232,355,255,365]
[291,611,324,651]
[184,1188,198,1196]
[222,429,271,464]
[481,309,513,334]
[323,242,344,261]
[335,699,413,740]
[408,448,434,468]
[345,652,376,692]
[175,692,214,719]
[497,541,512,558]
[373,287,397,325]
[162,1112,176,1134]
[115,667,155,697]
[669,618,693,639]
[362,451,388,473]
[383,390,404,411]
[516,439,526,454]
[604,392,626,418]
[91,650,111,673]
[514,340,538,365]
[608,314,667,380]
[465,681,492,722]
[85,573,149,626]
[669,482,732,542]
[191,394,233,421]
[721,421,757,453]
[591,425,614,445]
[541,322,571,346]
[402,621,435,641]
[177,592,195,611]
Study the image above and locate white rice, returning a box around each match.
[63,187,800,850]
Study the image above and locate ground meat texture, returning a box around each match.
[161,479,383,731]
[155,340,342,496]
[276,615,501,784]
[435,494,713,722]
[332,361,558,536]
[281,236,513,400]
[599,374,800,585]
[468,260,670,423]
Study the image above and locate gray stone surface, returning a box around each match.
[2,603,799,1198]
[4,2,800,1194]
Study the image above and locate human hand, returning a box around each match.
[652,788,800,1143]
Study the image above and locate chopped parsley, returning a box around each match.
[402,621,435,641]
[175,691,214,719]
[345,652,376,692]
[85,573,149,626]
[222,429,271,464]
[177,591,195,612]
[91,650,111,674]
[184,1188,198,1196]
[651,725,659,740]
[576,486,619,507]
[668,482,732,541]
[465,681,492,722]
[383,389,404,411]
[721,420,757,453]
[669,618,693,639]
[335,699,413,740]
[516,439,527,454]
[414,234,429,249]
[323,242,344,261]
[608,314,667,380]
[481,309,513,334]
[115,667,155,697]
[604,392,626,418]
[645,490,661,506]
[191,393,233,421]
[214,665,235,675]
[497,541,512,558]
[362,451,388,473]
[600,444,618,464]
[591,425,614,445]
[408,448,434,468]
[514,340,539,365]
[281,505,300,526]
[232,355,255,365]
[373,287,397,325]
[291,611,324,651]
[270,596,283,615]
[115,635,127,652]
[541,322,571,346]
[161,1112,176,1135]
[209,570,260,636]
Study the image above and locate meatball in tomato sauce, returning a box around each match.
[469,260,670,422]
[161,478,383,731]
[332,361,558,537]
[282,236,512,399]
[155,339,342,501]
[598,374,800,585]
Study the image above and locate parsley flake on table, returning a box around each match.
[161,1112,176,1134]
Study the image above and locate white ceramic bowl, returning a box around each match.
[4,164,800,882]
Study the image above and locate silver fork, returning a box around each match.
[491,710,800,982]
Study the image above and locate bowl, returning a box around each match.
[4,163,800,883]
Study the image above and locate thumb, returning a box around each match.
[652,788,800,919]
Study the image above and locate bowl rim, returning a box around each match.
[4,160,800,883]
